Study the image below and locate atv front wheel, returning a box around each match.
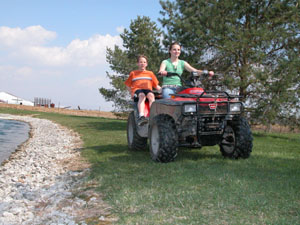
[149,115,178,162]
[220,117,253,159]
[127,112,147,151]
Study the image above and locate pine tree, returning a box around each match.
[160,0,300,126]
[99,16,163,112]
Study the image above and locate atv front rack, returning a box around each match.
[172,90,243,100]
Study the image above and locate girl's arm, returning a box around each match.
[184,61,202,73]
[184,61,214,76]
[158,61,167,76]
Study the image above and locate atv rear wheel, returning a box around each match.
[149,115,178,162]
[220,117,253,159]
[127,111,147,151]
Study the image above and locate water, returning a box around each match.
[0,118,30,165]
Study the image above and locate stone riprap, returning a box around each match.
[0,114,113,225]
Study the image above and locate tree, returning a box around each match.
[99,16,164,112]
[159,0,300,127]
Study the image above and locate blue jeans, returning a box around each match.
[162,86,180,99]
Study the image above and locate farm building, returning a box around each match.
[0,91,34,106]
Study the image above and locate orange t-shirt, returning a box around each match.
[124,70,159,97]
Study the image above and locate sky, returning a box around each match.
[0,0,163,111]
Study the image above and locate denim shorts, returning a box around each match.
[162,85,181,99]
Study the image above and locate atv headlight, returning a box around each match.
[184,104,197,113]
[230,103,241,112]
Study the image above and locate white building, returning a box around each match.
[0,92,34,106]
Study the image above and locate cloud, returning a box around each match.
[116,26,124,33]
[0,25,56,48]
[65,34,122,66]
[77,77,103,87]
[0,25,122,111]
[0,65,34,80]
[0,25,123,67]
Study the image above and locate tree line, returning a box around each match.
[99,0,300,129]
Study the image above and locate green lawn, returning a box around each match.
[1,107,299,224]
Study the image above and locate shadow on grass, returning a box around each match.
[78,121,126,132]
[85,143,222,165]
[85,144,129,154]
[86,141,300,172]
[253,132,300,142]
[84,140,300,209]
[87,143,300,201]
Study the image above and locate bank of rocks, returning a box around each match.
[0,115,115,225]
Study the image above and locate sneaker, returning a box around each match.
[137,116,148,126]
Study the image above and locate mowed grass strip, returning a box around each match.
[1,107,299,224]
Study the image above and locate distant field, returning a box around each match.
[0,103,118,119]
[1,103,297,133]
[1,107,299,224]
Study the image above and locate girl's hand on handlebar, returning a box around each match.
[158,71,167,76]
[199,70,214,76]
[196,70,214,79]
[207,71,214,80]
[194,70,202,76]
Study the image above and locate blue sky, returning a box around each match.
[0,0,163,110]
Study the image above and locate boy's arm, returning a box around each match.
[155,85,162,93]
[151,72,161,92]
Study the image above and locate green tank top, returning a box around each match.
[162,59,185,86]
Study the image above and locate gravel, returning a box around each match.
[0,114,115,225]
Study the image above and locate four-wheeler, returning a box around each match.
[127,71,253,163]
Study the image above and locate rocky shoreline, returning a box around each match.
[0,114,114,225]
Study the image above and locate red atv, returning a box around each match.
[127,72,253,163]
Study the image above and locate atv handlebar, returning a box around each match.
[157,72,185,85]
[157,71,236,94]
[158,71,211,78]
[157,71,214,84]
[157,71,223,90]
[157,72,180,77]
[191,70,210,77]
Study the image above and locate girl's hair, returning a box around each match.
[169,42,181,52]
[168,42,181,57]
[137,55,148,62]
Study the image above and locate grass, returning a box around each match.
[1,107,300,224]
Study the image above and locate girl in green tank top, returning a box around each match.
[162,58,185,86]
[159,42,214,99]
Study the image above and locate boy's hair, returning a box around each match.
[137,55,148,62]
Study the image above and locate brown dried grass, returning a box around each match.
[0,103,118,119]
[252,124,299,133]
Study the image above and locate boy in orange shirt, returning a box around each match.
[125,55,162,125]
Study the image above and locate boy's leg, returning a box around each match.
[147,92,155,108]
[136,90,150,126]
[137,92,146,117]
